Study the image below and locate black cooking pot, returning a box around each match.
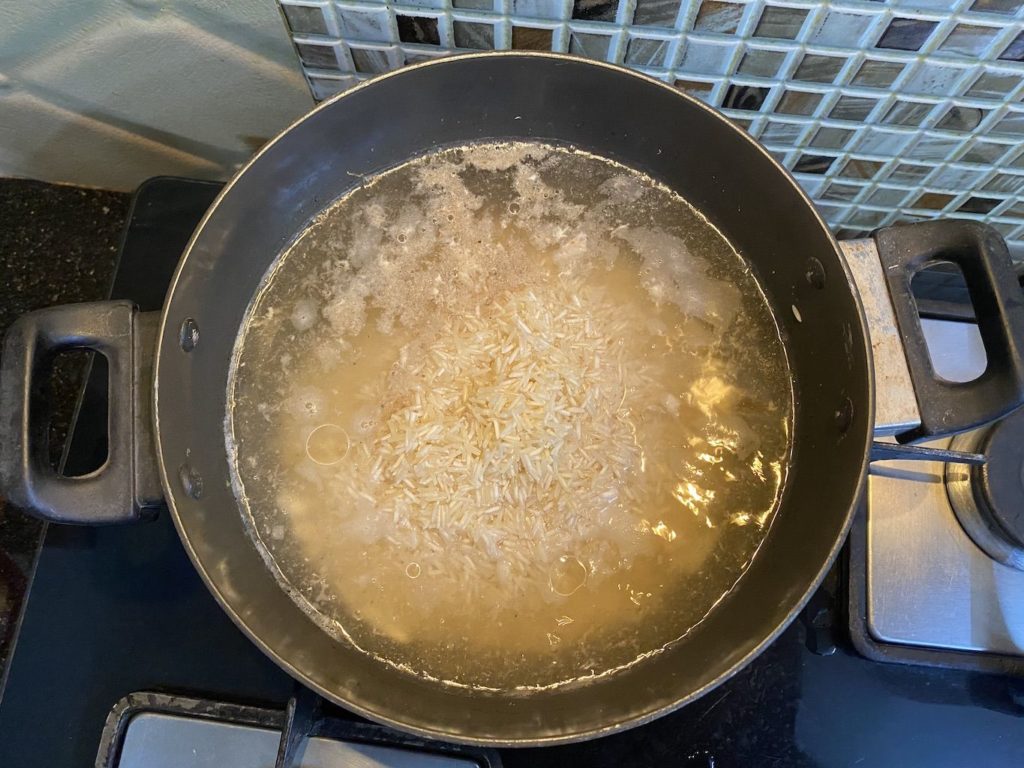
[3,53,1024,745]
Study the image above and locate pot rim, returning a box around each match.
[153,51,875,747]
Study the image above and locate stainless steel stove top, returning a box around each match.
[862,317,1024,662]
[117,713,478,768]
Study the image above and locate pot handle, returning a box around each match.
[0,301,163,524]
[873,220,1024,443]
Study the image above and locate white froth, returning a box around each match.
[226,141,793,692]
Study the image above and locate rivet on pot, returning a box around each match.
[180,318,200,352]
[805,258,826,290]
[835,397,854,435]
[179,463,203,499]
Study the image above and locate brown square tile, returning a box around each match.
[693,1,744,34]
[512,26,554,51]
[754,7,808,40]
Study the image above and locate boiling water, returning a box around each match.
[228,142,792,690]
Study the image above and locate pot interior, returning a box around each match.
[155,53,871,744]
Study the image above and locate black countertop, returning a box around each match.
[2,178,1024,767]
[0,179,129,678]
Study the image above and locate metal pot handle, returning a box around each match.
[0,301,163,524]
[873,220,1024,444]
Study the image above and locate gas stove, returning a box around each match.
[849,318,1024,673]
[1,178,1024,767]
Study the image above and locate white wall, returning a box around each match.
[0,1,313,190]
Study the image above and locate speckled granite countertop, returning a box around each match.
[0,178,129,677]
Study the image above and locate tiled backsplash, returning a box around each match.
[278,0,1024,249]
